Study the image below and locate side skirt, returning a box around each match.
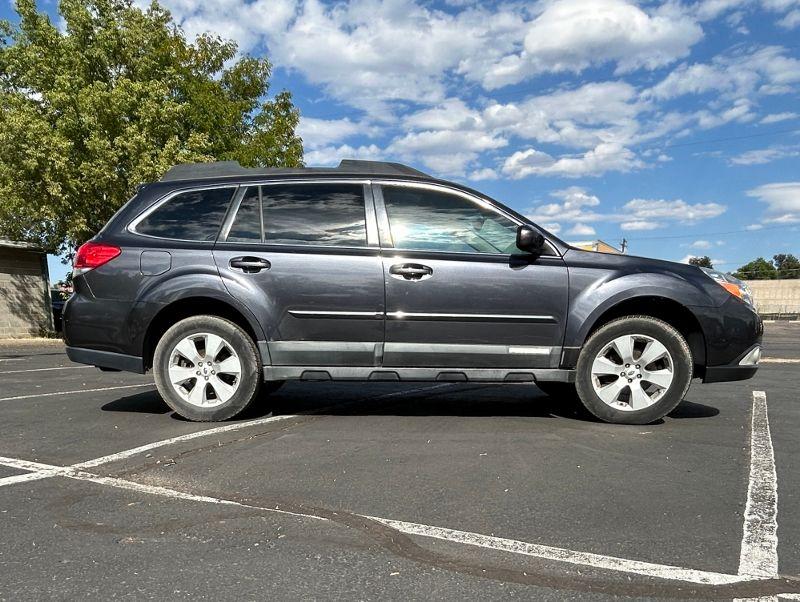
[263,366,575,383]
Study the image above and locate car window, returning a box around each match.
[227,187,262,242]
[261,183,367,247]
[135,187,235,241]
[381,186,521,254]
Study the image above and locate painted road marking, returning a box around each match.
[0,366,94,375]
[0,454,757,587]
[0,383,154,402]
[739,390,779,579]
[761,358,800,364]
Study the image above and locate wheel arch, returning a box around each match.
[142,296,264,371]
[568,296,707,376]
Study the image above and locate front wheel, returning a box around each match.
[153,315,262,421]
[574,316,693,425]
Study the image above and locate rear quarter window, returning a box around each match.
[134,187,235,241]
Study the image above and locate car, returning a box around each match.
[63,160,763,424]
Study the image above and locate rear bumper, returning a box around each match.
[66,346,145,374]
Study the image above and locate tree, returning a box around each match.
[688,256,713,268]
[773,253,800,279]
[733,257,778,280]
[0,0,303,254]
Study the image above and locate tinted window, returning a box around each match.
[382,186,521,254]
[136,187,235,241]
[227,187,262,242]
[261,183,367,247]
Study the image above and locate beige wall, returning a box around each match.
[743,279,800,315]
[0,248,53,338]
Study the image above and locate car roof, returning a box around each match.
[159,160,431,183]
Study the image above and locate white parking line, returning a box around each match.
[739,390,779,579]
[0,454,754,587]
[761,358,800,364]
[0,383,154,402]
[0,366,93,374]
[370,517,749,585]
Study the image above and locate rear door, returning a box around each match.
[375,182,568,369]
[213,181,385,367]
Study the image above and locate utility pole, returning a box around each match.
[620,238,628,254]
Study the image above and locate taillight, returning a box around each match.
[73,242,121,275]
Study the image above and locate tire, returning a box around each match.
[574,316,693,425]
[153,315,262,421]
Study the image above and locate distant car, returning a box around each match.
[63,160,762,424]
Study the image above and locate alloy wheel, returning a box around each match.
[167,333,242,408]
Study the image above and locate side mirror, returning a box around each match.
[516,225,545,253]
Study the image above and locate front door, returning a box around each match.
[213,181,384,367]
[375,182,568,369]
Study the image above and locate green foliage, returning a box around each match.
[773,253,800,279]
[733,257,778,280]
[688,255,713,268]
[0,0,303,253]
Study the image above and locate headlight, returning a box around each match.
[701,267,754,306]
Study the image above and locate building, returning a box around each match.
[569,239,623,254]
[0,240,53,338]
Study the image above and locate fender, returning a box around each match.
[564,265,716,351]
[126,266,267,356]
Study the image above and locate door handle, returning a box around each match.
[389,263,433,281]
[229,256,271,273]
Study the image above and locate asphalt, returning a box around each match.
[0,323,798,600]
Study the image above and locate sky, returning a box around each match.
[5,0,798,282]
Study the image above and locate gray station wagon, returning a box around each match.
[63,160,762,424]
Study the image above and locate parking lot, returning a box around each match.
[0,323,798,600]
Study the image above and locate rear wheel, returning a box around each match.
[153,315,261,421]
[575,316,692,425]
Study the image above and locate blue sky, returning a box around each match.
[5,0,798,282]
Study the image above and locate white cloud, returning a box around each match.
[471,0,702,89]
[760,112,798,124]
[729,146,800,165]
[502,143,642,178]
[304,143,383,166]
[691,240,713,249]
[747,182,800,223]
[568,223,597,236]
[646,46,800,102]
[468,168,499,181]
[298,117,366,149]
[622,198,727,221]
[622,220,661,230]
[388,129,507,174]
[778,8,800,27]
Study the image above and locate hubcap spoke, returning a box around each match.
[217,356,241,376]
[592,355,621,376]
[596,379,627,404]
[187,380,207,405]
[642,368,673,389]
[628,381,652,410]
[204,333,226,362]
[209,375,236,402]
[611,336,635,365]
[174,338,201,365]
[639,339,668,368]
[168,365,197,385]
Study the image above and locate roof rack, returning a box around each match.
[159,159,429,182]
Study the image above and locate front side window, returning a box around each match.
[260,183,367,247]
[135,187,235,241]
[381,186,521,254]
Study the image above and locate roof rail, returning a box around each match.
[159,159,429,182]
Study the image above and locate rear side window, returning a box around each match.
[135,187,235,241]
[226,183,367,247]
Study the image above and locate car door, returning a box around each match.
[374,182,568,369]
[213,181,385,367]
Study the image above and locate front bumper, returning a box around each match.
[702,344,761,383]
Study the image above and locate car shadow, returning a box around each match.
[101,383,720,424]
